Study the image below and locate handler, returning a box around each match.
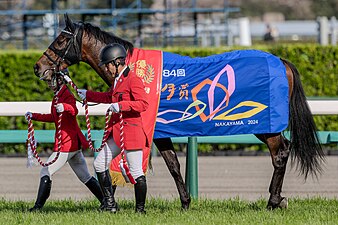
[77,43,149,213]
[25,70,103,211]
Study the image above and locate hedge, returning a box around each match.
[0,45,337,153]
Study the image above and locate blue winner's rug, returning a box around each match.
[154,49,289,138]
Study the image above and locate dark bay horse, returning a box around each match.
[33,15,324,210]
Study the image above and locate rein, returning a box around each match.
[65,75,134,184]
[63,75,112,152]
[33,23,133,182]
[26,96,63,167]
[26,75,112,167]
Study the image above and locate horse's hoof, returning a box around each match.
[29,205,42,212]
[266,197,287,210]
[181,202,190,210]
[278,197,288,209]
[181,204,189,210]
[181,198,191,210]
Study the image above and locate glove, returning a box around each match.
[55,103,64,113]
[77,89,87,100]
[109,103,120,113]
[25,112,32,121]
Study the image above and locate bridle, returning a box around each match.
[40,23,83,81]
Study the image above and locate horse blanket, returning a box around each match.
[157,49,289,138]
[110,48,289,185]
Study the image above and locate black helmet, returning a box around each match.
[98,43,127,66]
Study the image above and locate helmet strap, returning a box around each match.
[112,60,120,78]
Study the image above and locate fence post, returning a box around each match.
[238,17,252,46]
[185,136,198,198]
[331,16,337,46]
[317,16,329,45]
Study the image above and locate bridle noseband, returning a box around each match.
[40,23,83,81]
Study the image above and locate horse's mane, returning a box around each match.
[82,22,134,54]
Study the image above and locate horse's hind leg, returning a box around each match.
[153,138,191,210]
[255,133,290,209]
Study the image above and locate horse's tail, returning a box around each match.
[282,59,325,179]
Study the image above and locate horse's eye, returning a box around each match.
[55,34,70,48]
[56,37,65,45]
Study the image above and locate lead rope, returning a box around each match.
[64,75,134,184]
[63,75,112,152]
[119,112,136,184]
[27,96,62,167]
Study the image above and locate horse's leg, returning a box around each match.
[255,133,290,209]
[153,138,191,209]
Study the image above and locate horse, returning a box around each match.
[33,14,325,210]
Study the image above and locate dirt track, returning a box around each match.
[0,156,337,202]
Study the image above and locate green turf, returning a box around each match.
[0,197,337,225]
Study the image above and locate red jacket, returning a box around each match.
[86,67,149,150]
[32,85,89,152]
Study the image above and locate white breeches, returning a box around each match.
[40,150,92,184]
[93,136,144,180]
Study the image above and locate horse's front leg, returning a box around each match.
[256,133,290,209]
[153,138,191,210]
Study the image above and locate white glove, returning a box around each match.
[77,89,87,100]
[109,103,120,113]
[55,103,64,113]
[25,112,32,121]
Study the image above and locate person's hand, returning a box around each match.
[77,89,87,100]
[55,103,64,113]
[109,103,120,113]
[25,112,32,121]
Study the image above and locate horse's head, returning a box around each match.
[33,14,83,81]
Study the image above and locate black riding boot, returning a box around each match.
[134,175,147,214]
[96,170,118,212]
[85,176,104,207]
[29,175,52,212]
[98,184,117,210]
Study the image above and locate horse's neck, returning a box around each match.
[81,42,113,86]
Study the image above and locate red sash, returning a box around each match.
[109,48,163,185]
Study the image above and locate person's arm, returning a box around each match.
[86,89,113,103]
[119,76,149,113]
[31,113,54,122]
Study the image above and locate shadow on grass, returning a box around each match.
[185,197,269,213]
[0,199,102,213]
[0,198,271,213]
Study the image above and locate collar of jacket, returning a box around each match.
[122,66,130,78]
[115,66,130,80]
[54,85,67,98]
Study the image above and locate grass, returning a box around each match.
[0,197,337,225]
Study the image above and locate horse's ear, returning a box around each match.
[64,13,75,31]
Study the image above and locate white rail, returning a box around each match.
[0,102,110,116]
[0,100,337,116]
